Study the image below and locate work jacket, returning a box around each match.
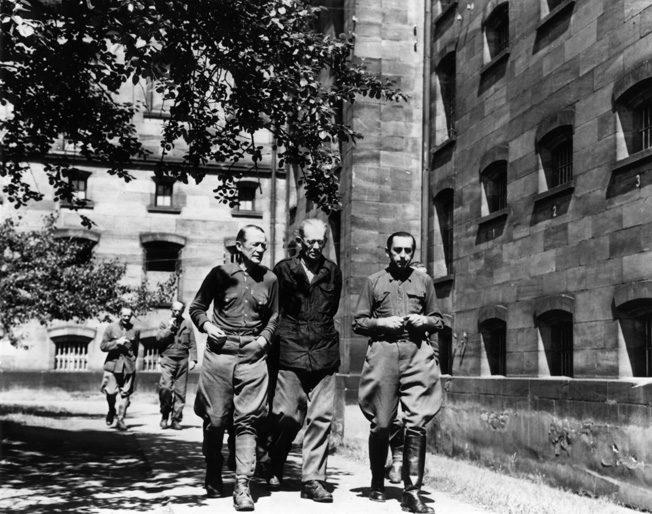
[273,255,342,372]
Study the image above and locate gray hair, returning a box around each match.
[295,218,328,240]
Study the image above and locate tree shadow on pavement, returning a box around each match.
[0,420,209,513]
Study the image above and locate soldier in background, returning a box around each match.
[100,306,140,431]
[156,300,197,430]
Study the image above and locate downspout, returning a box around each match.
[421,0,432,264]
[270,138,277,265]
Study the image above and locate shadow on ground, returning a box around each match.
[0,417,354,513]
[1,419,199,513]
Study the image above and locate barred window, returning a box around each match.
[54,339,89,371]
[485,3,509,59]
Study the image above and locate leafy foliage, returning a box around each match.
[1,0,405,219]
[0,215,178,344]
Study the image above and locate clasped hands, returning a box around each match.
[377,314,428,331]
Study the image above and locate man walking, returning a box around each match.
[266,218,342,502]
[100,306,140,431]
[353,232,443,513]
[190,225,279,511]
[156,300,197,430]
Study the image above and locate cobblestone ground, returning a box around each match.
[0,395,489,514]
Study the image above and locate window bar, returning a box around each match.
[639,104,652,151]
[645,314,652,377]
[554,141,573,187]
[496,328,506,375]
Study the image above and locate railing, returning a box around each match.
[141,342,160,372]
[54,341,89,371]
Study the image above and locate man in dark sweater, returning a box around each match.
[156,300,197,430]
[266,218,342,503]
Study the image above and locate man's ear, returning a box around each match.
[235,240,243,252]
[385,247,391,258]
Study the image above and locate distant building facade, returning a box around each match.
[0,76,286,375]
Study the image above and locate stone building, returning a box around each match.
[289,0,652,508]
[0,76,286,379]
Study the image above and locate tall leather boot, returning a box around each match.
[369,431,389,502]
[233,476,255,511]
[203,427,224,497]
[388,418,404,484]
[401,432,434,513]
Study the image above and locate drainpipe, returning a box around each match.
[421,0,432,265]
[270,137,277,265]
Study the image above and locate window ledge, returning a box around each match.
[478,207,510,226]
[533,180,575,204]
[480,48,510,76]
[147,205,182,214]
[536,0,575,32]
[613,147,652,173]
[431,135,457,157]
[433,274,455,286]
[232,210,263,219]
[434,1,458,26]
[61,200,95,210]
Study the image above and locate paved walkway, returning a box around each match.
[0,396,490,514]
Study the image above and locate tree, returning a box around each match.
[0,215,178,345]
[1,0,405,224]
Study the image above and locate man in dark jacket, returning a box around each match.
[266,218,342,503]
[100,306,140,431]
[156,300,197,430]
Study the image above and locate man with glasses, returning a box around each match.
[266,218,342,502]
[156,300,197,430]
[190,225,279,511]
[353,232,443,513]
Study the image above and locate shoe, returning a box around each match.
[105,410,115,426]
[300,480,333,503]
[116,419,127,431]
[160,418,167,429]
[233,478,255,511]
[370,489,386,502]
[170,421,182,430]
[389,461,403,484]
[267,475,281,490]
[401,489,434,513]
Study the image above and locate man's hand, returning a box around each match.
[116,336,129,346]
[204,322,227,343]
[254,336,268,350]
[404,314,428,328]
[377,316,405,330]
[189,361,197,371]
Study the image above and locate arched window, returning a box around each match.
[484,2,509,61]
[614,281,652,378]
[479,305,508,376]
[614,62,652,160]
[140,233,186,273]
[48,326,96,371]
[535,110,575,193]
[534,295,575,377]
[434,188,455,275]
[434,52,457,144]
[480,161,508,215]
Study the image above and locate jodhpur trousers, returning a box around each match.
[194,335,268,478]
[359,339,441,440]
[268,368,335,482]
